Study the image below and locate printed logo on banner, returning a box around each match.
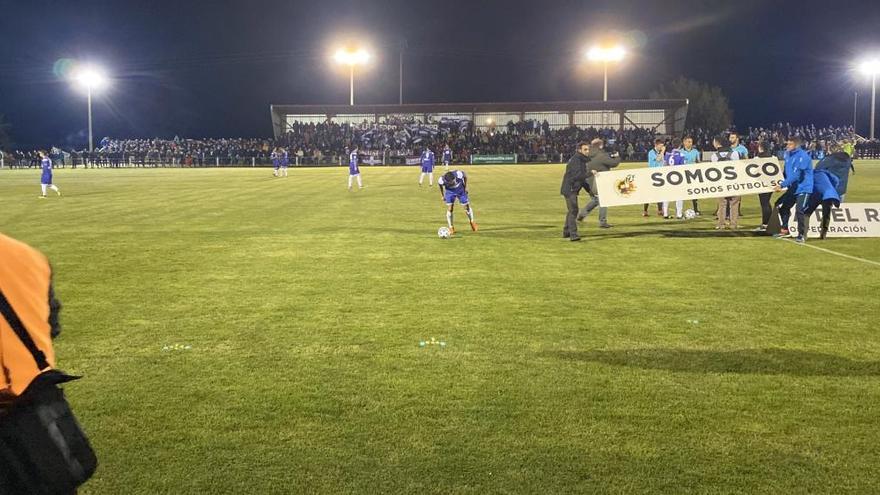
[615,175,637,197]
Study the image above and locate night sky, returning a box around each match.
[1,0,879,148]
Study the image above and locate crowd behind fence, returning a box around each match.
[1,122,877,169]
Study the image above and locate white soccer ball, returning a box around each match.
[684,208,697,220]
[438,227,451,239]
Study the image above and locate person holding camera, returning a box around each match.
[578,138,620,228]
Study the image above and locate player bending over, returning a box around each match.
[419,147,435,187]
[348,146,363,191]
[438,170,477,234]
[38,151,61,198]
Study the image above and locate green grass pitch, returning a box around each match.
[2,163,880,494]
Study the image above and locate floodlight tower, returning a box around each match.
[587,45,626,102]
[859,59,880,140]
[72,66,109,152]
[333,48,370,106]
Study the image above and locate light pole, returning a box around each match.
[859,59,880,140]
[587,45,626,101]
[399,39,407,105]
[333,48,370,106]
[72,66,108,153]
[854,91,858,134]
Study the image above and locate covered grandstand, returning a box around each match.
[270,99,689,139]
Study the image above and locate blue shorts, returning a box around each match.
[444,190,469,205]
[421,165,433,173]
[41,172,52,185]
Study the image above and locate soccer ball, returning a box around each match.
[684,208,697,220]
[438,227,451,239]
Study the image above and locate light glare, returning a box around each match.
[334,48,370,66]
[73,66,109,91]
[587,45,626,62]
[859,59,880,76]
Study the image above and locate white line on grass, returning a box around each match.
[781,238,880,267]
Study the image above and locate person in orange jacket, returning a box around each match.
[0,233,62,404]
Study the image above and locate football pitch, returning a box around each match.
[2,163,880,494]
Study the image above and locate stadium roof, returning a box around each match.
[270,99,688,115]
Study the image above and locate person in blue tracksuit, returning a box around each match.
[774,136,814,243]
[804,168,841,240]
[815,145,854,201]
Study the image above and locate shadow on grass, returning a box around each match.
[544,348,880,377]
[661,230,766,239]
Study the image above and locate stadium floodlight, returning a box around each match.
[586,45,627,101]
[333,48,371,106]
[71,65,109,153]
[858,58,880,140]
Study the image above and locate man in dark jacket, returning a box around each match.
[578,138,621,228]
[560,142,592,242]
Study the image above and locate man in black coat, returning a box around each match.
[578,138,621,228]
[560,142,592,241]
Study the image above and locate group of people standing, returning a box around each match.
[561,132,855,242]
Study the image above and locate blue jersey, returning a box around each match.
[40,158,53,184]
[271,151,281,168]
[349,151,360,175]
[281,150,289,166]
[733,144,749,160]
[442,149,452,163]
[440,170,469,204]
[421,150,435,171]
[439,170,467,194]
[665,150,685,166]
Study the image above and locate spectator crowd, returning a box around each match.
[0,120,874,169]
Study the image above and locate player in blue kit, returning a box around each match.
[442,145,452,170]
[271,147,282,177]
[419,147,435,187]
[279,147,289,177]
[348,146,363,191]
[438,170,477,233]
[38,151,61,199]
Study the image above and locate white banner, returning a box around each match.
[405,157,421,165]
[596,158,784,207]
[788,204,880,238]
